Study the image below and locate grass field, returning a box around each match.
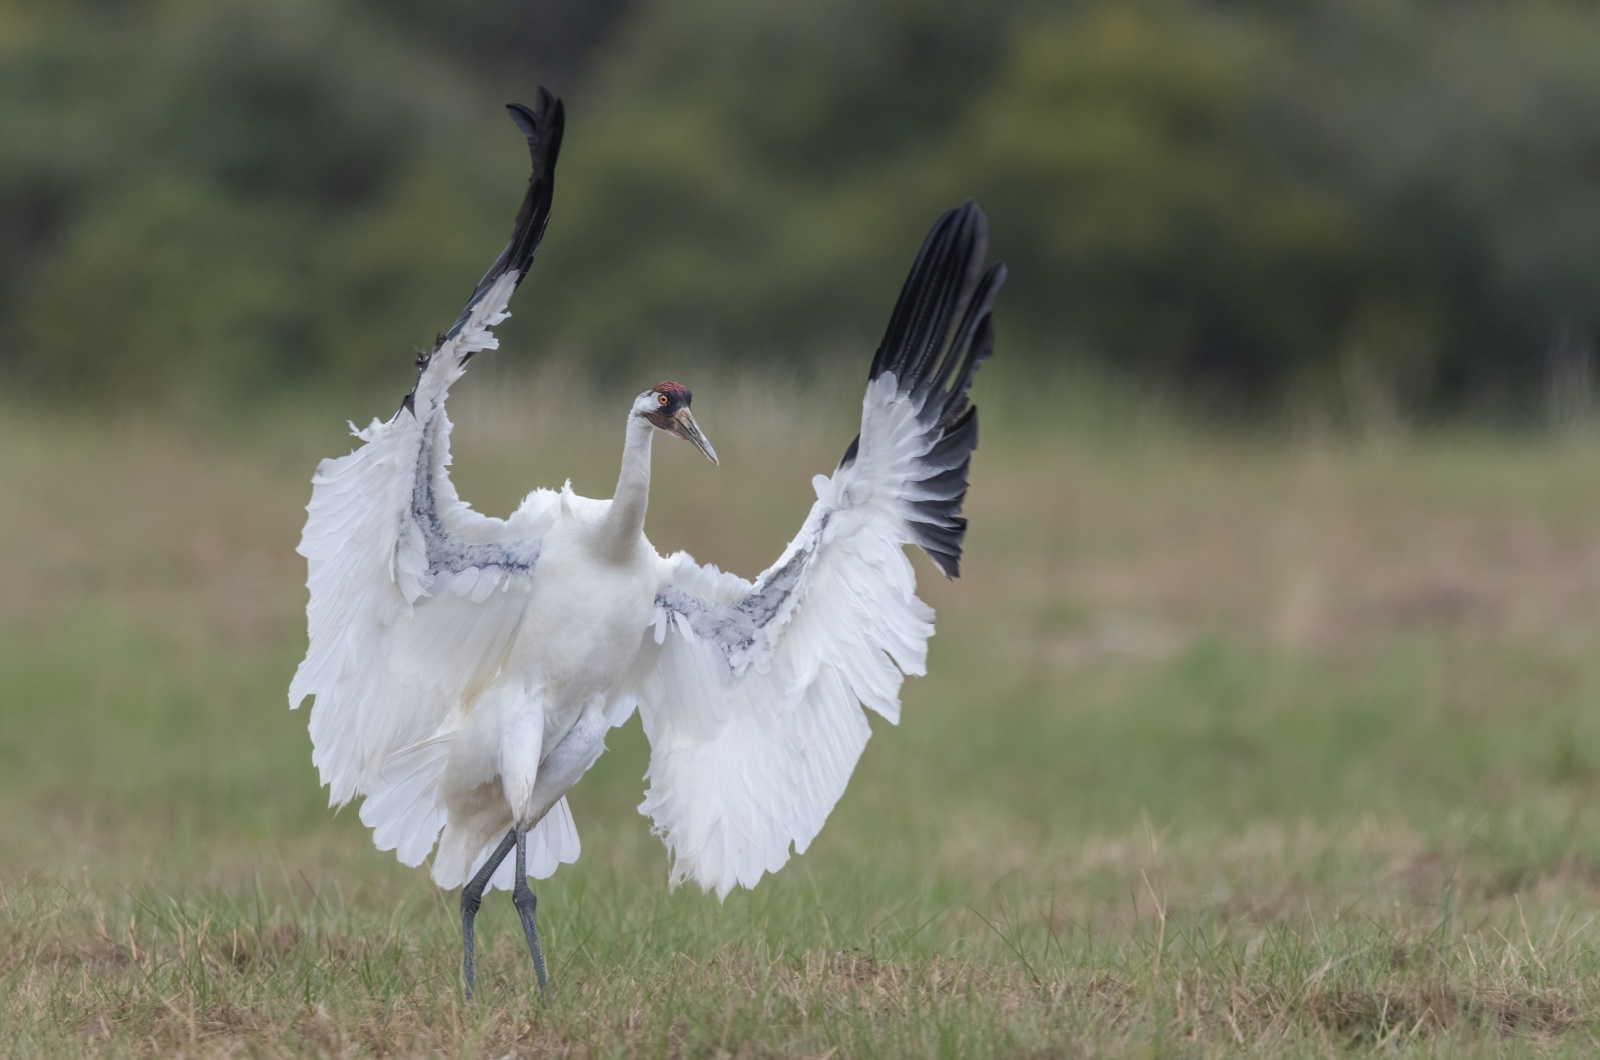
[8,377,1600,1056]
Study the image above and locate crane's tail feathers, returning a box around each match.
[845,200,1005,578]
[431,796,581,891]
[443,87,565,346]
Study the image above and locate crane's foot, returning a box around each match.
[461,828,518,1000]
[512,879,550,999]
[512,826,551,1000]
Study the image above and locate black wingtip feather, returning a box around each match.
[849,200,1005,577]
[443,87,566,343]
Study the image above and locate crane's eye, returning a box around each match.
[656,393,669,407]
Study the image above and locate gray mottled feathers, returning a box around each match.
[654,521,819,673]
[410,414,542,578]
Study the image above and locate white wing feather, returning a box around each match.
[639,375,944,898]
[290,270,557,808]
[291,93,566,889]
[634,202,1003,899]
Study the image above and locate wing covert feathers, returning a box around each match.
[638,202,1001,899]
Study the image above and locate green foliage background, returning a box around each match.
[5,0,1600,414]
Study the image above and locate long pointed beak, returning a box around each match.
[672,407,718,465]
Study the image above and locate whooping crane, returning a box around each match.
[290,87,1005,998]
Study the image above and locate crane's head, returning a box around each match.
[636,381,718,465]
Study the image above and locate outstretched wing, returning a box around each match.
[290,90,565,807]
[636,202,1005,898]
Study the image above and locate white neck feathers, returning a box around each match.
[596,411,654,557]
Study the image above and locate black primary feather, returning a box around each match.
[399,89,563,418]
[843,200,1006,578]
[444,87,566,345]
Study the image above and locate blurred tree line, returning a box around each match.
[4,0,1600,416]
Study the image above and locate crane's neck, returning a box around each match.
[597,412,654,556]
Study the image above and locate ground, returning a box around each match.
[6,376,1600,1056]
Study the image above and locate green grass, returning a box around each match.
[7,387,1600,1055]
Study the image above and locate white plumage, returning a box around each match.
[289,88,1004,992]
[638,374,944,897]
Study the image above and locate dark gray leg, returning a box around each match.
[461,828,517,999]
[511,826,550,999]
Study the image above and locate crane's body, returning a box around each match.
[291,88,1005,998]
[438,408,676,857]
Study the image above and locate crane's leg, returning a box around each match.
[511,825,551,999]
[461,827,517,999]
